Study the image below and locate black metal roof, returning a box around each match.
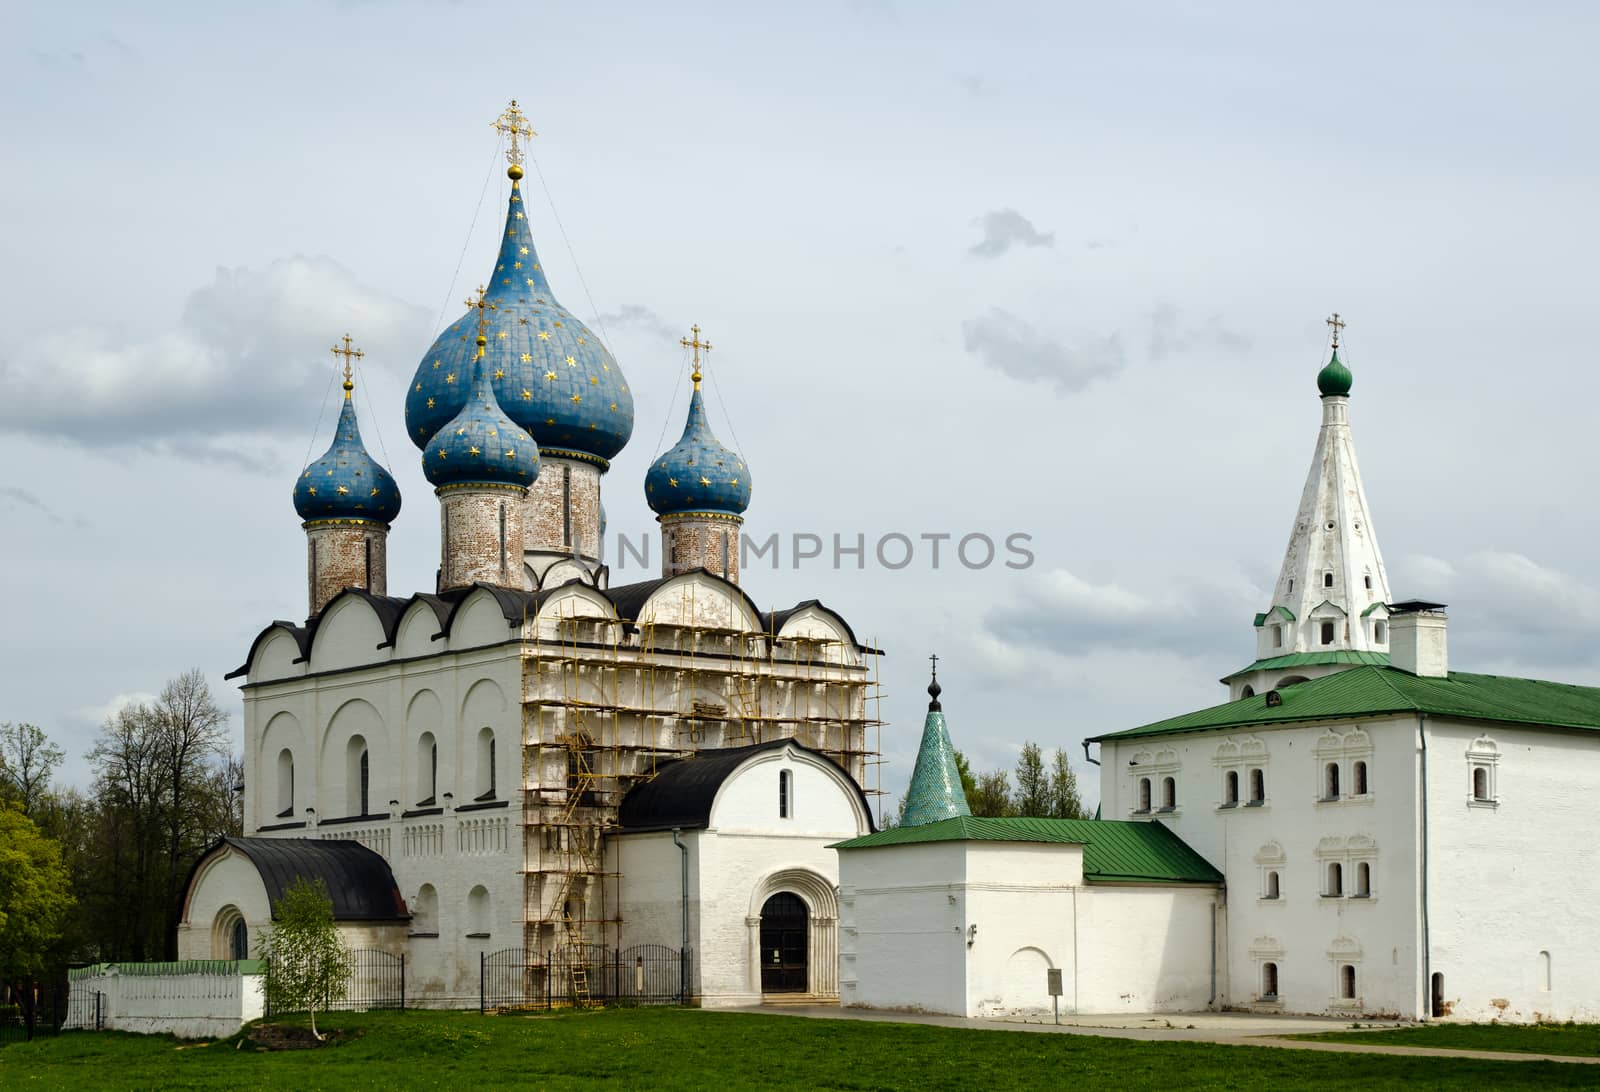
[212,837,409,922]
[616,739,875,833]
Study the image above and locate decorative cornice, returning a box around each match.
[303,518,390,531]
[657,511,745,524]
[435,481,529,497]
[540,448,611,470]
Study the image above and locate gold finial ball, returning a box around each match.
[508,163,524,181]
[476,334,489,346]
[343,379,354,392]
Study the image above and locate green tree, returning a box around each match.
[952,750,978,811]
[261,878,353,1039]
[0,723,64,817]
[970,770,1014,818]
[1048,749,1087,819]
[1014,742,1049,817]
[0,806,75,1034]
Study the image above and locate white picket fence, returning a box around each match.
[66,961,265,1039]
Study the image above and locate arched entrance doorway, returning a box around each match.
[760,893,808,993]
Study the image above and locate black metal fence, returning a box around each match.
[265,948,406,1016]
[481,944,688,1011]
[0,977,83,1046]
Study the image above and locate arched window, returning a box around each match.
[467,885,490,937]
[1319,621,1335,645]
[1373,620,1387,643]
[1354,862,1371,897]
[1340,964,1357,999]
[417,732,437,805]
[1137,777,1152,813]
[476,727,496,801]
[347,735,370,817]
[1261,962,1279,1000]
[276,748,294,818]
[1264,871,1280,899]
[1248,768,1265,804]
[1472,766,1490,801]
[1540,950,1552,991]
[412,884,439,936]
[1324,762,1340,800]
[1242,685,1256,698]
[1273,623,1284,648]
[1326,861,1344,897]
[1353,760,1369,796]
[230,918,249,960]
[1323,571,1334,588]
[1160,776,1176,811]
[778,769,792,818]
[1223,770,1240,806]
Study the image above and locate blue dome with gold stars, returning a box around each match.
[645,387,751,517]
[423,336,541,490]
[405,179,634,467]
[293,381,402,525]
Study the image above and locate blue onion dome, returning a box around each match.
[423,331,541,490]
[645,384,752,517]
[405,177,634,467]
[293,376,402,525]
[1318,349,1353,396]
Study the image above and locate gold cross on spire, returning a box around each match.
[1326,312,1346,350]
[466,286,496,360]
[492,100,537,179]
[331,334,364,398]
[680,324,712,390]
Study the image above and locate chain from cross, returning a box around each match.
[466,286,498,359]
[331,334,364,395]
[1326,312,1346,350]
[493,100,537,169]
[681,324,713,389]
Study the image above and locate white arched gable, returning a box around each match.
[776,605,862,666]
[449,589,521,649]
[708,744,871,837]
[395,602,444,658]
[638,572,762,635]
[540,558,592,591]
[309,595,390,674]
[250,628,306,684]
[534,585,616,642]
[180,844,272,938]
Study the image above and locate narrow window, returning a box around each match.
[364,537,373,588]
[1273,625,1283,649]
[1472,766,1490,801]
[1242,685,1256,698]
[276,749,294,818]
[1540,951,1552,991]
[1340,964,1357,999]
[359,748,370,815]
[488,737,496,797]
[562,465,572,548]
[1354,862,1371,897]
[1288,578,1294,594]
[476,727,496,801]
[1353,760,1369,796]
[1320,621,1335,645]
[1323,571,1334,588]
[467,885,490,937]
[1249,768,1265,804]
[1324,762,1340,800]
[1137,777,1151,813]
[431,741,439,801]
[778,769,791,818]
[1374,620,1387,643]
[1160,776,1176,810]
[1431,972,1445,1016]
[499,502,508,581]
[1364,574,1373,590]
[720,531,730,576]
[1261,962,1279,1000]
[1265,871,1280,899]
[1224,770,1239,805]
[1327,861,1344,896]
[231,918,249,960]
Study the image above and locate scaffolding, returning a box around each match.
[519,582,885,971]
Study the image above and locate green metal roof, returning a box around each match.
[1222,649,1390,680]
[1252,605,1296,627]
[830,816,1223,885]
[1092,665,1600,743]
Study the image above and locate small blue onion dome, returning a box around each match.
[293,379,402,525]
[1318,349,1353,396]
[405,179,634,467]
[423,334,541,490]
[645,386,752,517]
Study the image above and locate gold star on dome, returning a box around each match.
[668,477,678,487]
[336,485,349,495]
[515,211,524,220]
[610,402,618,411]
[469,446,481,456]
[731,478,739,486]
[571,393,582,403]
[589,376,598,385]
[553,320,563,327]
[445,373,456,384]
[525,278,534,288]
[415,383,422,392]
[565,356,576,366]
[457,428,466,436]
[522,389,533,400]
[437,450,447,459]
[505,449,516,458]
[427,398,435,408]
[518,318,528,326]
[545,417,555,425]
[308,486,318,496]
[510,194,520,204]
[520,246,529,256]
[494,368,506,379]
[700,476,711,486]
[496,264,504,273]
[521,352,532,363]
[514,261,522,270]
[497,330,508,340]
[370,487,380,497]
[432,360,441,369]
[602,363,609,373]
[532,264,541,271]
[538,331,551,341]
[545,370,557,381]
[578,337,586,345]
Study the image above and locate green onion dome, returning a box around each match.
[1318,349,1353,397]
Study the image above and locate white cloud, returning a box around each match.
[1148,301,1252,361]
[0,256,429,459]
[961,308,1124,393]
[969,208,1055,259]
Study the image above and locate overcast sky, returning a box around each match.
[3,1,1597,811]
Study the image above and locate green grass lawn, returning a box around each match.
[1290,1021,1600,1058]
[2,1008,1596,1090]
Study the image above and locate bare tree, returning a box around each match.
[153,670,229,958]
[0,723,65,816]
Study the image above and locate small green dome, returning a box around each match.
[1318,350,1353,396]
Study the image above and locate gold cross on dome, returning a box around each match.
[492,99,537,171]
[465,286,496,359]
[331,334,364,398]
[1326,312,1346,350]
[680,323,712,390]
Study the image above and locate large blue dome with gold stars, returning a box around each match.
[294,384,402,525]
[645,387,751,517]
[424,337,541,490]
[405,179,634,467]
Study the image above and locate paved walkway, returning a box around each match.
[723,1004,1600,1065]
